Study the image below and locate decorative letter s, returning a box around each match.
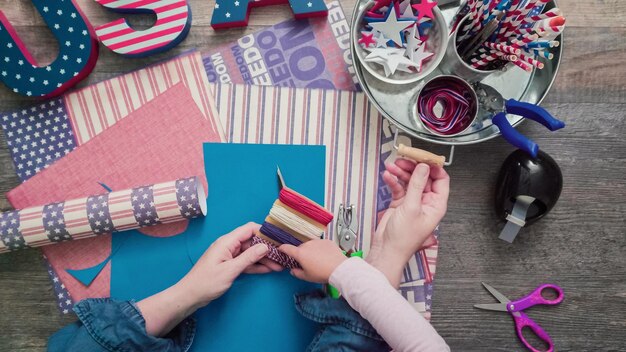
[95,0,192,57]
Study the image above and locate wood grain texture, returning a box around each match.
[1,0,625,351]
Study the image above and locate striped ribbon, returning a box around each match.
[418,78,476,135]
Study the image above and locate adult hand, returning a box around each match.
[367,160,450,287]
[138,222,282,337]
[180,222,283,306]
[279,240,347,284]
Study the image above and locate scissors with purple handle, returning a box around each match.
[474,282,564,352]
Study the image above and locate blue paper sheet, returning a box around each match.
[111,143,326,351]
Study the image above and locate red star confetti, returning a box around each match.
[412,0,437,21]
[359,32,377,48]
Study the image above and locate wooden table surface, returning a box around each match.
[0,0,624,351]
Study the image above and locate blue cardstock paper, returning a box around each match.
[111,143,326,351]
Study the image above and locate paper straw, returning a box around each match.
[483,41,521,55]
[471,51,504,68]
[533,16,566,30]
[0,177,206,254]
[502,54,518,61]
[470,49,503,63]
[524,48,553,59]
[460,0,478,35]
[512,59,533,72]
[522,8,561,23]
[515,0,540,22]
[519,53,545,69]
[526,40,559,48]
[510,33,539,46]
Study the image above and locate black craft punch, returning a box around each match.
[495,149,563,243]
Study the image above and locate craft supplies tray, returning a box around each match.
[350,0,563,146]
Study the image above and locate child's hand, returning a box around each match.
[279,240,347,283]
[368,160,450,287]
[138,222,282,337]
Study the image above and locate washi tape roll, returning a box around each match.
[0,176,206,254]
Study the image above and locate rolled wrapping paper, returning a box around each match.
[0,177,206,254]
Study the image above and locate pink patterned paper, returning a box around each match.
[7,84,221,302]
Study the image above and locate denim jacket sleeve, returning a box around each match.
[47,298,196,352]
[295,290,390,352]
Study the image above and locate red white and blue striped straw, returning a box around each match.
[484,41,521,55]
[460,0,478,35]
[471,51,504,68]
[510,33,539,47]
[522,8,561,23]
[518,53,544,69]
[512,59,533,72]
[523,48,553,59]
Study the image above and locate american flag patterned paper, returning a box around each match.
[0,177,205,254]
[7,83,220,313]
[0,51,221,183]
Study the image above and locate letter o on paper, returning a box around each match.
[289,46,325,81]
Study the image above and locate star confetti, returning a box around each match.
[409,42,434,72]
[412,0,437,21]
[358,0,438,78]
[359,32,377,48]
[369,6,414,46]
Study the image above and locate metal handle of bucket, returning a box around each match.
[392,127,455,167]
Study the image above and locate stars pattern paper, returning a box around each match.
[0,99,75,181]
[42,202,71,243]
[87,195,114,235]
[0,210,27,250]
[175,177,203,219]
[44,255,74,315]
[131,186,160,227]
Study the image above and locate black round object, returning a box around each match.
[495,149,563,226]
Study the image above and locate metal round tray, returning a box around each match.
[350,0,563,145]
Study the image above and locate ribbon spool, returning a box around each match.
[417,75,478,136]
[253,187,334,268]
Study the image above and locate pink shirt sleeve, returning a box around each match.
[329,257,450,352]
